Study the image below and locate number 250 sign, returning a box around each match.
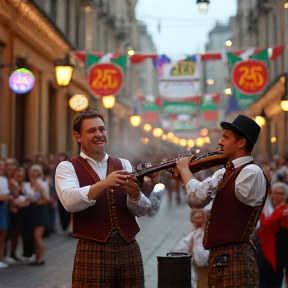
[87,63,123,96]
[232,59,268,95]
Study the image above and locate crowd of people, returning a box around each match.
[0,115,288,288]
[0,153,72,268]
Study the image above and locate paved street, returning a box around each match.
[0,192,192,288]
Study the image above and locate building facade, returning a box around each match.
[228,0,288,157]
[205,22,232,126]
[0,0,157,164]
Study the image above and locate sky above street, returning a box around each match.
[135,0,237,55]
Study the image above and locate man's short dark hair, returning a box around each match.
[73,110,105,134]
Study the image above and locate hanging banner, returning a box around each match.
[199,94,220,121]
[87,63,123,97]
[162,101,198,114]
[173,120,195,133]
[228,49,269,110]
[232,59,268,95]
[159,55,201,101]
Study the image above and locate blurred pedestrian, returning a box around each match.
[23,164,50,265]
[175,208,209,288]
[55,110,164,287]
[256,181,288,288]
[176,115,267,287]
[5,167,26,263]
[0,171,13,268]
[4,158,18,179]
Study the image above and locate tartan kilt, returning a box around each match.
[72,233,144,288]
[208,242,259,288]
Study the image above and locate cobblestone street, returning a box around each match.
[0,192,191,288]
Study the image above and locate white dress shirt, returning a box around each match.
[55,152,163,216]
[0,176,9,196]
[23,179,50,202]
[186,156,267,208]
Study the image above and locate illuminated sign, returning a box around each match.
[87,63,123,97]
[170,60,197,77]
[69,94,89,111]
[232,59,268,95]
[9,68,35,94]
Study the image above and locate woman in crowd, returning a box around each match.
[0,162,13,268]
[256,181,288,288]
[14,164,50,265]
[23,164,50,265]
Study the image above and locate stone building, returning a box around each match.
[0,0,157,163]
[205,22,232,126]
[228,0,288,157]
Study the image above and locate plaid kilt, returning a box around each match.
[72,231,144,288]
[208,242,259,288]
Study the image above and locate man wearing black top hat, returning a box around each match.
[176,114,268,287]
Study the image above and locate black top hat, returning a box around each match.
[220,115,261,147]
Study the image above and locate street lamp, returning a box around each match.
[281,74,288,111]
[225,87,233,96]
[284,1,288,9]
[54,53,74,87]
[153,128,163,137]
[126,45,135,56]
[102,95,115,109]
[255,110,266,127]
[69,94,89,111]
[196,0,210,13]
[130,115,141,127]
[143,123,152,132]
[225,40,232,47]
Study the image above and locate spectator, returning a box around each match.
[0,171,12,268]
[256,181,288,288]
[175,208,209,288]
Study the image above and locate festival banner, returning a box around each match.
[228,49,269,110]
[173,120,195,133]
[161,101,198,115]
[158,54,201,101]
[87,63,123,97]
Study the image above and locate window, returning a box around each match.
[50,0,57,23]
[66,0,70,37]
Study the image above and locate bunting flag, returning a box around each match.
[228,49,269,110]
[225,94,241,118]
[86,53,101,72]
[199,94,220,121]
[111,54,129,71]
[72,45,283,66]
[143,103,159,123]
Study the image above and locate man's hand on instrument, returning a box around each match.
[124,176,141,202]
[104,170,131,187]
[176,157,191,171]
[140,171,162,198]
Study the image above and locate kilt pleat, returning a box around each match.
[208,242,259,288]
[72,233,144,288]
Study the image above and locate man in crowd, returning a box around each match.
[55,110,163,288]
[176,114,268,287]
